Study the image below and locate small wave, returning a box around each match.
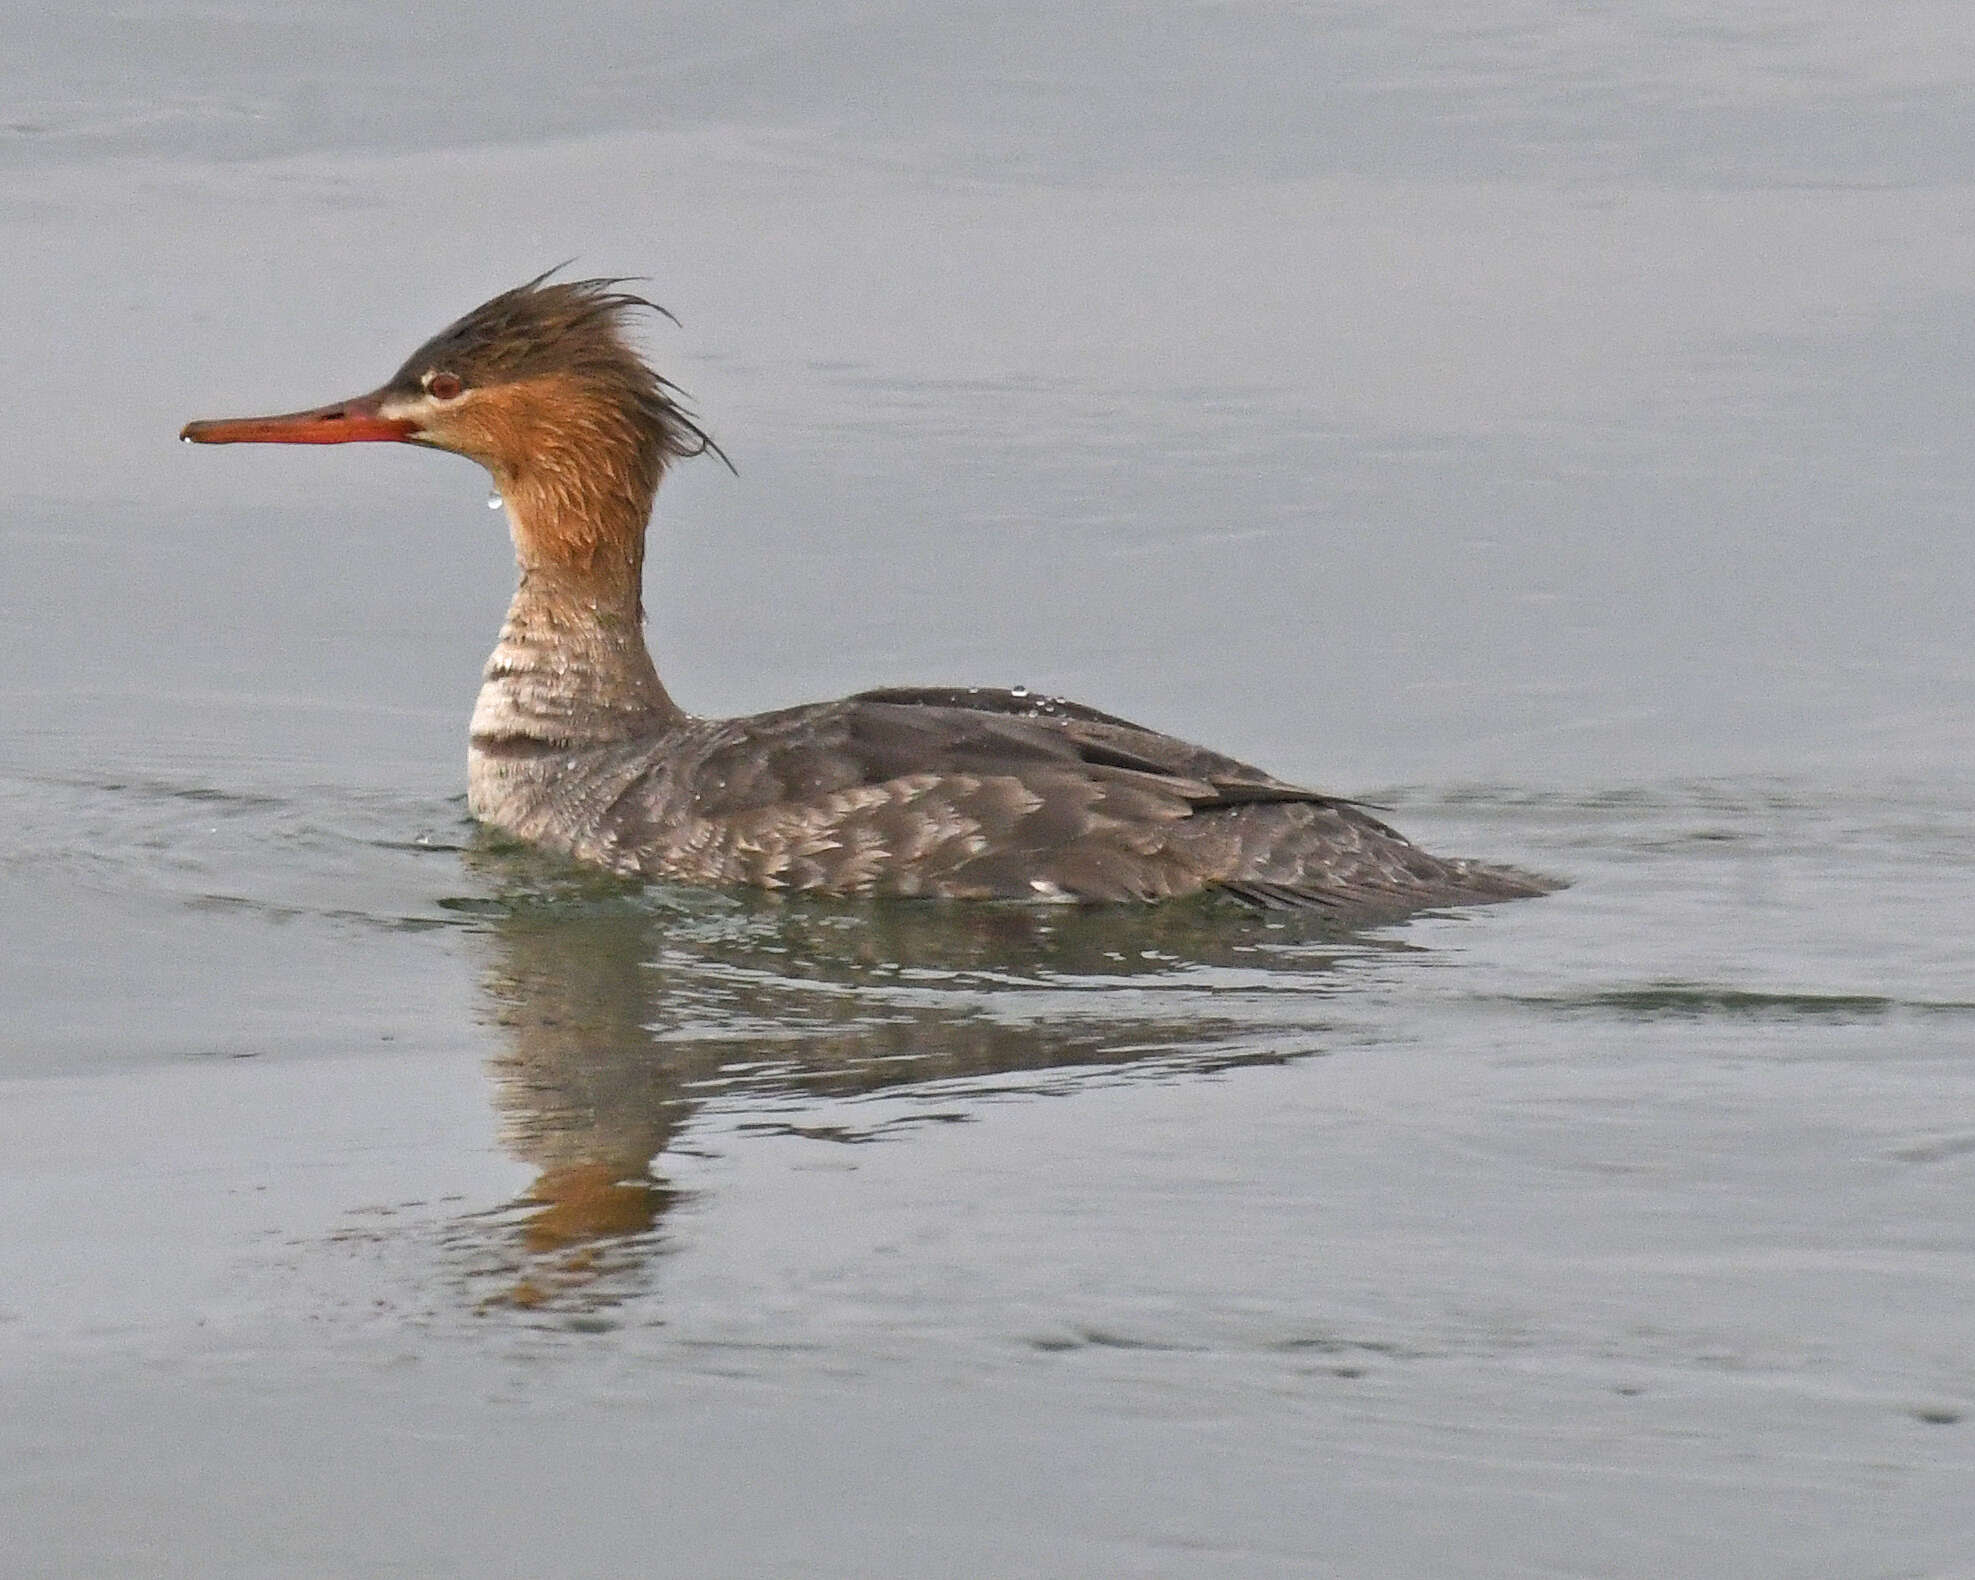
[0,767,477,934]
[1499,983,1975,1023]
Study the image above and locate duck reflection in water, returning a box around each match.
[460,840,1395,1311]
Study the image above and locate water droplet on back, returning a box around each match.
[487,490,504,511]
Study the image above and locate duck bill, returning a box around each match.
[179,390,414,446]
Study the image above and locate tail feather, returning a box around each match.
[1217,859,1560,919]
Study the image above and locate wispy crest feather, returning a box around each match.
[390,270,731,473]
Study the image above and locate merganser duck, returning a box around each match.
[182,275,1553,917]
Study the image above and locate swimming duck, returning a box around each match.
[182,275,1552,917]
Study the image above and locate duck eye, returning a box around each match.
[425,371,464,401]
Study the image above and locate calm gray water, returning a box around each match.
[2,5,1971,1576]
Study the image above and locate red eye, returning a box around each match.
[427,371,464,400]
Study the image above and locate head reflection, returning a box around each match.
[463,843,1382,1311]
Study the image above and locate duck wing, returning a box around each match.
[845,686,1375,814]
[614,687,1549,912]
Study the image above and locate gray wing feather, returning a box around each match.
[604,687,1556,915]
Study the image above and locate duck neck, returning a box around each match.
[471,478,685,751]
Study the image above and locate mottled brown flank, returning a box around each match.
[471,687,1558,916]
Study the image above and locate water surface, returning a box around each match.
[2,4,1971,1576]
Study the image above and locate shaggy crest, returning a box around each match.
[388,270,728,473]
